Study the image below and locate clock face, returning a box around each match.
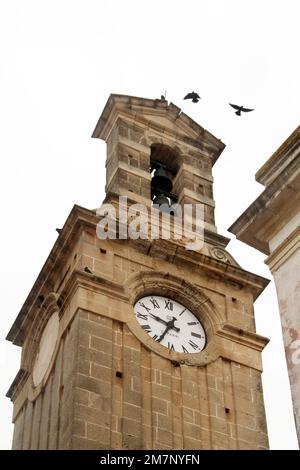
[134,295,206,353]
[32,312,59,387]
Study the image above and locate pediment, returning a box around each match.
[92,94,225,157]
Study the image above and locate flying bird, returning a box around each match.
[229,103,254,116]
[160,94,166,101]
[184,92,201,103]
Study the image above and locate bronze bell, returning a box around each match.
[153,193,170,206]
[152,193,170,209]
[151,167,173,194]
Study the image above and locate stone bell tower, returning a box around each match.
[7,94,269,449]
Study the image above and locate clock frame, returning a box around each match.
[126,271,221,366]
[134,295,207,354]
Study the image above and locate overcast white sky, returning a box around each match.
[0,0,299,450]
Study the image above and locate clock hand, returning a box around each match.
[157,317,178,342]
[149,313,180,333]
[149,313,167,325]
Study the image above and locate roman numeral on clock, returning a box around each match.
[165,299,173,311]
[141,324,151,332]
[139,302,151,313]
[187,321,198,326]
[136,312,148,321]
[182,345,188,353]
[168,342,175,351]
[149,297,160,308]
[191,332,202,339]
[188,339,200,350]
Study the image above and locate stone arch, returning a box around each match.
[150,143,181,174]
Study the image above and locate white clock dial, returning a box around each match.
[134,295,206,353]
[32,312,59,387]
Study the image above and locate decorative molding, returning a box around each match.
[6,368,30,401]
[60,269,127,311]
[209,246,240,267]
[266,225,300,272]
[229,153,300,255]
[256,125,300,186]
[216,322,269,352]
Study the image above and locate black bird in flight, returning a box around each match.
[160,94,166,101]
[184,92,201,103]
[229,103,254,116]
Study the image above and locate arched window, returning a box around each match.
[150,144,179,208]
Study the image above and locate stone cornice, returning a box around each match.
[173,162,214,184]
[60,269,128,313]
[256,125,300,186]
[228,153,300,255]
[216,323,269,352]
[266,224,300,271]
[6,368,29,401]
[171,245,269,299]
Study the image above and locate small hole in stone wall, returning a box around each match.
[128,189,133,192]
[100,248,106,254]
[225,407,230,414]
[116,371,123,378]
[74,253,77,261]
[232,297,237,302]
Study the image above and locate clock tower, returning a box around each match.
[7,94,269,450]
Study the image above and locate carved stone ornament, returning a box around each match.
[209,246,240,266]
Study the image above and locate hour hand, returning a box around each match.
[149,313,180,333]
[150,313,167,324]
[157,317,178,342]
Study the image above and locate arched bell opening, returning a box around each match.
[150,144,180,210]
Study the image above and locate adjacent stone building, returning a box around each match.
[229,125,300,446]
[7,94,269,449]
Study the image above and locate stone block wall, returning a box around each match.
[10,231,268,450]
